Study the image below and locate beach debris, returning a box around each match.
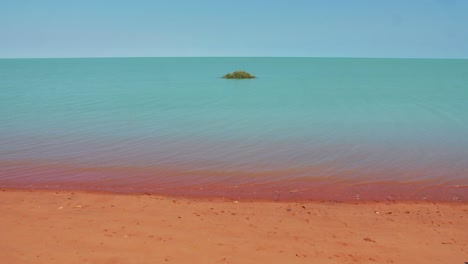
[363,237,376,243]
[375,211,380,215]
[57,207,63,210]
[233,200,239,204]
[75,205,83,208]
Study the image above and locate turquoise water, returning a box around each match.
[1,58,467,200]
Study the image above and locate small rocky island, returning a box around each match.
[222,71,256,79]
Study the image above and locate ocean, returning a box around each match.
[1,57,467,201]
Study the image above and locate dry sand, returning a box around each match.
[0,189,467,264]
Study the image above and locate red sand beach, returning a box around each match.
[1,189,467,264]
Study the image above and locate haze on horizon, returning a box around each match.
[1,0,467,59]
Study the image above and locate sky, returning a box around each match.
[1,0,467,58]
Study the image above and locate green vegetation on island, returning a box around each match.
[222,71,256,79]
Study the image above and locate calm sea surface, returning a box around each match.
[1,57,467,200]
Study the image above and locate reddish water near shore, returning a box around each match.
[1,161,467,202]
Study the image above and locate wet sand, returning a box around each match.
[0,189,467,264]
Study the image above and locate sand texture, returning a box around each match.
[0,189,467,264]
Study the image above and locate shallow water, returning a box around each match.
[1,57,467,200]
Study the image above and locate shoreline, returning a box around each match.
[1,189,467,263]
[3,187,467,205]
[2,179,467,203]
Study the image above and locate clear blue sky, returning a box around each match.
[1,0,467,58]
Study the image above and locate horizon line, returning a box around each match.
[0,56,467,60]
